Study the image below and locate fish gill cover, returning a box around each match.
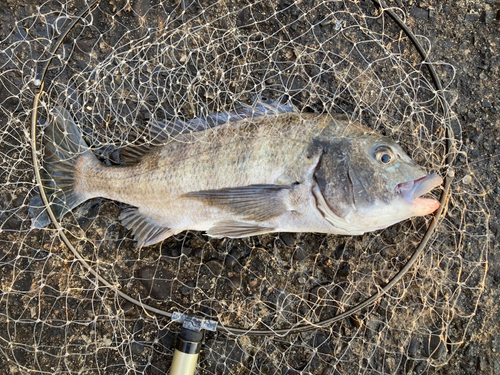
[0,0,488,374]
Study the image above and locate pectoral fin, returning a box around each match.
[207,220,274,238]
[183,184,295,222]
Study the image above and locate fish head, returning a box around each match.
[315,133,443,232]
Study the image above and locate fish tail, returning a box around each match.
[30,107,97,228]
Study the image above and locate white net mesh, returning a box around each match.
[0,0,488,374]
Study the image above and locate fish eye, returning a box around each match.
[381,153,392,163]
[374,146,394,164]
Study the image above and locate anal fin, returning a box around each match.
[207,220,274,238]
[119,208,172,247]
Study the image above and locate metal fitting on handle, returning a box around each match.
[168,327,204,375]
[168,313,217,375]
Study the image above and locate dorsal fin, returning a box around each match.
[119,101,296,165]
[120,119,190,165]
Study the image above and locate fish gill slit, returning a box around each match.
[346,168,356,205]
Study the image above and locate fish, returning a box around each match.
[30,102,443,247]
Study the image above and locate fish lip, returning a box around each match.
[396,173,443,204]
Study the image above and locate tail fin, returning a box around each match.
[30,107,96,228]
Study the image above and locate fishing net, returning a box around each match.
[0,0,488,374]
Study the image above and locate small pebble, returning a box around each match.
[130,340,144,355]
[280,233,295,247]
[181,246,192,256]
[225,253,237,268]
[228,275,241,289]
[293,244,308,262]
[136,266,173,300]
[409,7,429,20]
[424,334,447,359]
[159,329,175,348]
[462,175,472,184]
[180,281,195,296]
[248,277,258,288]
[193,247,203,259]
[478,356,488,371]
[337,262,350,277]
[464,12,480,24]
[485,11,495,24]
[131,319,145,355]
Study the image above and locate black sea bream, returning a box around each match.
[31,103,442,247]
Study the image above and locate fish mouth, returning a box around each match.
[396,174,443,214]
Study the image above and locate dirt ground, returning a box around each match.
[405,1,500,373]
[0,0,499,374]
